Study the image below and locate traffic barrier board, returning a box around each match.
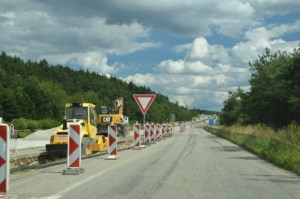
[106,124,118,160]
[144,124,150,145]
[0,124,9,195]
[63,123,84,175]
[68,124,81,168]
[165,124,171,137]
[156,124,161,141]
[162,124,166,139]
[133,123,141,149]
[150,123,156,143]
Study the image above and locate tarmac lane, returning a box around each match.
[7,128,300,199]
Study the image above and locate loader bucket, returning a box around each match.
[46,144,68,157]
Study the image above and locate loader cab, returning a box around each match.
[66,103,89,122]
[65,103,97,126]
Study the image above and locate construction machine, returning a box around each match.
[97,97,127,136]
[46,103,108,156]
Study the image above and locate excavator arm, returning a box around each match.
[113,97,124,115]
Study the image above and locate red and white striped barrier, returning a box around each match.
[144,124,150,145]
[162,124,166,138]
[63,123,84,175]
[165,124,172,137]
[106,124,118,159]
[156,124,161,141]
[133,123,141,149]
[0,124,9,195]
[150,123,156,143]
[166,124,170,137]
[68,124,81,168]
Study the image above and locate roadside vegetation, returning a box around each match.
[214,45,300,175]
[219,47,300,128]
[8,118,60,138]
[11,118,60,130]
[0,52,199,125]
[205,123,300,175]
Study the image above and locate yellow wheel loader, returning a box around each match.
[46,103,108,156]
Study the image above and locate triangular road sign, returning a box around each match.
[133,94,156,115]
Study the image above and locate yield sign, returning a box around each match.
[133,94,156,115]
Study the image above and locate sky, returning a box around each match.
[1,0,300,111]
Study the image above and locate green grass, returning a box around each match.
[204,126,300,175]
[16,130,34,138]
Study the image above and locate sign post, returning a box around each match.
[133,94,156,133]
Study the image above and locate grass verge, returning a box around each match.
[204,127,300,175]
[17,130,34,138]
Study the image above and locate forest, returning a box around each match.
[0,52,199,124]
[219,46,300,128]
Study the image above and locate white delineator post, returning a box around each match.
[106,123,118,160]
[0,124,9,195]
[63,123,84,175]
[133,122,141,150]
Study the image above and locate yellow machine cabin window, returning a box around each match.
[66,106,88,121]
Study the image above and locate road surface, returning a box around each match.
[8,128,300,199]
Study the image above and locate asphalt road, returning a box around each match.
[8,128,300,199]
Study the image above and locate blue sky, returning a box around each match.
[1,0,300,111]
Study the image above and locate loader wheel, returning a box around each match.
[81,137,92,156]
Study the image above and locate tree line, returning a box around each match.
[0,52,199,124]
[219,46,300,128]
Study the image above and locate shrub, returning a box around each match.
[11,118,60,130]
[11,118,28,129]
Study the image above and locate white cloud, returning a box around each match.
[43,51,122,74]
[186,37,210,61]
[233,21,300,65]
[156,60,185,74]
[0,6,160,71]
[173,43,192,53]
[125,20,299,110]
[71,51,117,74]
[1,0,300,111]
